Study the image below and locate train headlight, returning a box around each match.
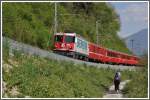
[69,45,72,49]
[66,44,73,49]
[61,43,65,48]
[55,44,57,48]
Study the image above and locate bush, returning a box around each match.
[122,66,148,98]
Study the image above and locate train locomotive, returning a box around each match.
[53,32,139,66]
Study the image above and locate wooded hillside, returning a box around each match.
[3,2,130,53]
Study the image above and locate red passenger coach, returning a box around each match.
[88,43,107,63]
[88,42,139,65]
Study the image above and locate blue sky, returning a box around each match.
[110,2,148,38]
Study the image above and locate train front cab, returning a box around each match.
[53,33,75,57]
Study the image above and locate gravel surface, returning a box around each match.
[103,80,130,98]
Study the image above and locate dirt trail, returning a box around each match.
[103,80,130,98]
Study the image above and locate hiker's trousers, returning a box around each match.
[114,80,120,91]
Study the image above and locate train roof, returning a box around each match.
[55,32,87,41]
[55,32,76,36]
[106,48,139,58]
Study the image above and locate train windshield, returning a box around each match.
[65,36,75,43]
[55,35,63,42]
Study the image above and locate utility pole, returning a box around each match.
[96,21,98,45]
[130,39,134,52]
[96,20,101,45]
[54,2,57,34]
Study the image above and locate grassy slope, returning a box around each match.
[2,37,148,98]
[123,67,148,98]
[122,56,148,98]
[3,48,133,98]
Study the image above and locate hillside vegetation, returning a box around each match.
[3,44,133,98]
[3,2,130,54]
[122,54,148,98]
[2,37,148,98]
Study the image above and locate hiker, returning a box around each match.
[114,70,121,93]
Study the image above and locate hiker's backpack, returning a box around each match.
[115,72,120,80]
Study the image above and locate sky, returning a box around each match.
[110,2,148,38]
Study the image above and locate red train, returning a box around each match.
[53,32,139,66]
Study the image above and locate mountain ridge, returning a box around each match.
[124,28,148,56]
[124,28,147,39]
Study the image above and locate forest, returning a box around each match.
[3,2,130,53]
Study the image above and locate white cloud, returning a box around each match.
[120,3,148,22]
[122,3,147,13]
[144,16,148,22]
[111,2,148,38]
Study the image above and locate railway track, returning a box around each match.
[2,37,141,71]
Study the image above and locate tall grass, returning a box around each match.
[3,50,141,98]
[122,63,148,98]
[2,51,133,98]
[3,52,112,97]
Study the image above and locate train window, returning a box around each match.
[98,48,100,53]
[83,42,87,50]
[55,35,63,42]
[77,38,82,48]
[107,52,111,56]
[107,51,117,57]
[90,45,94,52]
[65,36,75,43]
[77,38,87,50]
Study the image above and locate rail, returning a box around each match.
[2,37,141,71]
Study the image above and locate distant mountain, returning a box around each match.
[124,29,148,56]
